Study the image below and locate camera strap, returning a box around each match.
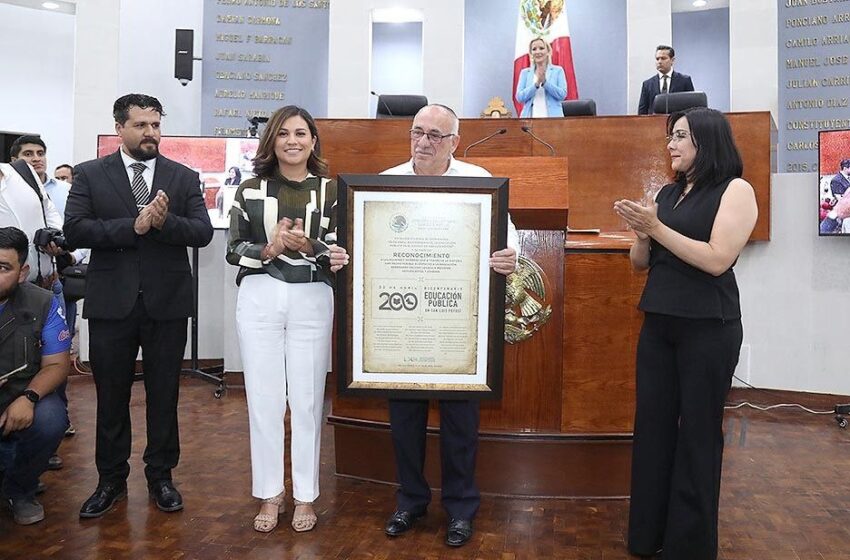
[10,159,44,204]
[10,159,54,283]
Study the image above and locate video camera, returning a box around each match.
[33,227,70,251]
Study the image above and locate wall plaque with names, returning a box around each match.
[202,0,329,137]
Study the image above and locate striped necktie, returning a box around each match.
[130,162,150,208]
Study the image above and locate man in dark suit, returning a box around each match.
[64,94,213,518]
[638,45,695,115]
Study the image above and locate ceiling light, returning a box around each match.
[692,0,707,6]
[42,1,60,9]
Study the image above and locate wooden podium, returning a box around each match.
[330,155,630,497]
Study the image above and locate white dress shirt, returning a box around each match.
[43,176,90,265]
[531,85,549,118]
[381,156,520,252]
[658,72,672,93]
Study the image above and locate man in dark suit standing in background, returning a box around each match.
[65,93,214,518]
[637,45,695,115]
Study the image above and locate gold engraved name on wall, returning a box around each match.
[504,255,552,344]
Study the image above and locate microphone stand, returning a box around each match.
[181,246,227,398]
[463,128,507,157]
[520,126,556,156]
[370,91,394,117]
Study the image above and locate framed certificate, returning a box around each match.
[336,174,508,399]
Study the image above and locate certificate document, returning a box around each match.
[363,198,481,374]
[351,191,492,389]
[337,174,507,399]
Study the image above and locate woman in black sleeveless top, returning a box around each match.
[614,108,758,560]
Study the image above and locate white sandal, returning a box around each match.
[253,492,285,533]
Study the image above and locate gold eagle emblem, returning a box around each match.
[504,255,552,343]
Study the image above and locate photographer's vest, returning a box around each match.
[0,282,53,414]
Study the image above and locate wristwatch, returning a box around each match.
[22,389,40,404]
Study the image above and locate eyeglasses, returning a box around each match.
[409,129,455,144]
[665,130,691,145]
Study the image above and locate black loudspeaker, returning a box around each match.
[175,29,194,86]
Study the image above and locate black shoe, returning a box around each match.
[385,509,426,536]
[148,480,183,512]
[79,482,127,518]
[35,481,46,495]
[445,518,473,547]
[47,455,63,470]
[64,423,76,437]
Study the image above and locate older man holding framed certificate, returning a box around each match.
[336,104,518,548]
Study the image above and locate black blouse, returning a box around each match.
[638,178,741,320]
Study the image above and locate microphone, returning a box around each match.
[520,126,555,156]
[462,128,507,157]
[370,90,393,117]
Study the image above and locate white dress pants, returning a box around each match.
[235,274,333,501]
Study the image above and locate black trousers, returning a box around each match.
[89,296,187,485]
[388,398,480,521]
[628,313,742,560]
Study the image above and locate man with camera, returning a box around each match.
[11,135,90,271]
[0,155,65,289]
[9,135,82,469]
[11,135,89,348]
[0,226,71,525]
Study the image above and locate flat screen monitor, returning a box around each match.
[97,135,259,230]
[817,129,850,236]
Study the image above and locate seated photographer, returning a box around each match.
[0,226,71,525]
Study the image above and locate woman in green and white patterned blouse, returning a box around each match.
[226,105,348,534]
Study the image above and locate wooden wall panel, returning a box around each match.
[529,112,773,238]
[465,156,569,230]
[316,119,535,178]
[562,249,646,434]
[479,230,565,432]
[332,423,632,498]
[316,113,773,240]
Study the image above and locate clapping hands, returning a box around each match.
[613,199,659,240]
[269,217,311,254]
[134,190,169,235]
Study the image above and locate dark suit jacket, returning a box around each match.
[638,70,695,115]
[830,172,850,197]
[64,150,214,321]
